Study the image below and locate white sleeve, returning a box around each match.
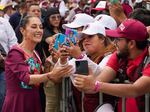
[67,54,112,85]
[98,54,112,70]
[65,8,76,22]
[56,58,76,76]
[59,1,68,17]
[5,20,18,50]
[95,54,112,75]
[77,54,112,76]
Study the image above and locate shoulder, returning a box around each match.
[0,17,6,24]
[7,45,25,61]
[106,52,120,72]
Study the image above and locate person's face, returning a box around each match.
[5,7,14,16]
[28,5,41,18]
[22,17,43,43]
[0,10,4,17]
[49,14,61,27]
[82,34,105,55]
[114,38,130,58]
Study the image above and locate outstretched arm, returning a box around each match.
[99,75,150,97]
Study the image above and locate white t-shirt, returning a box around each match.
[57,53,112,85]
[0,17,18,54]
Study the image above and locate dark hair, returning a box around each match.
[135,40,148,50]
[28,2,40,11]
[44,7,63,31]
[125,38,148,50]
[97,33,111,47]
[129,8,150,26]
[20,15,37,28]
[17,2,26,10]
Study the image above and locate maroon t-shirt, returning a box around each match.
[106,48,149,112]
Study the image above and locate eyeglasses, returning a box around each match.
[50,15,61,20]
[114,38,125,42]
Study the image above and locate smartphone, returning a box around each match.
[75,60,89,75]
[65,28,78,45]
[53,33,68,50]
[54,29,78,50]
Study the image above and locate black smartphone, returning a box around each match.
[75,60,89,75]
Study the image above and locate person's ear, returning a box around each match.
[128,40,136,49]
[20,27,24,34]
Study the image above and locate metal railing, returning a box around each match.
[60,78,150,112]
[99,92,150,112]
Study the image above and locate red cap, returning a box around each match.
[106,19,148,41]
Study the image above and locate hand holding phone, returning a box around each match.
[75,60,89,75]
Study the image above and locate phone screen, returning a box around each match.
[75,60,89,75]
[65,28,78,45]
[53,31,78,50]
[53,33,67,50]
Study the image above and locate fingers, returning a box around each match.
[57,65,73,76]
[74,75,85,85]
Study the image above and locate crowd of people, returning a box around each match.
[0,0,150,112]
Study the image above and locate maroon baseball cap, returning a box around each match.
[106,19,148,41]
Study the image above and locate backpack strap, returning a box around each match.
[137,55,150,77]
[143,55,150,68]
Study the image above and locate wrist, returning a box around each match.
[76,53,85,59]
[94,80,101,92]
[50,58,56,66]
[46,56,55,66]
[46,73,52,81]
[60,58,67,65]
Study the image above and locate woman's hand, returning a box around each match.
[59,45,70,65]
[74,74,97,93]
[46,34,57,44]
[65,41,82,59]
[48,40,60,64]
[48,65,73,83]
[74,69,97,93]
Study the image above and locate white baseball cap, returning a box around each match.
[82,21,106,36]
[135,0,142,3]
[62,13,94,29]
[94,14,117,30]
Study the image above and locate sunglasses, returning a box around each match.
[50,15,61,20]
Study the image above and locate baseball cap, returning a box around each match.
[82,21,106,36]
[94,14,117,30]
[62,13,94,29]
[106,19,148,41]
[92,1,106,11]
[135,0,142,3]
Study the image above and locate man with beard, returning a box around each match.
[73,19,150,112]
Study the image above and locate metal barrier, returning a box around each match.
[99,93,150,112]
[60,78,150,112]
